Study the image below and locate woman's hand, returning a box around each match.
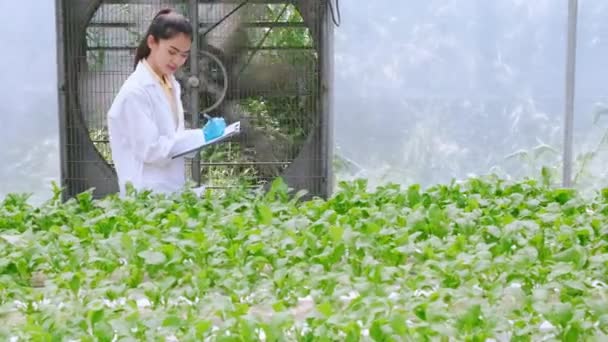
[202,117,226,141]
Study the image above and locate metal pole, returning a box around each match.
[562,0,578,187]
[320,1,335,198]
[189,0,201,185]
[55,0,68,201]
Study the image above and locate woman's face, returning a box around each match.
[147,32,191,76]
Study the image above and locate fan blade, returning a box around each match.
[276,126,322,198]
[65,0,101,31]
[200,3,251,69]
[219,101,291,178]
[293,0,320,47]
[231,60,312,99]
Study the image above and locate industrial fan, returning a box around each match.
[56,0,334,199]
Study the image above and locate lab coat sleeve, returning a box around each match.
[111,87,205,166]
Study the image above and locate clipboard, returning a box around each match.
[171,121,241,159]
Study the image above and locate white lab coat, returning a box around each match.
[107,61,205,196]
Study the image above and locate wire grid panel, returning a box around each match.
[192,1,324,196]
[58,0,330,198]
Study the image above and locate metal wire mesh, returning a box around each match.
[57,0,332,199]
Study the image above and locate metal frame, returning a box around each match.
[55,0,69,201]
[562,0,578,187]
[320,0,334,197]
[189,0,201,185]
[56,0,119,200]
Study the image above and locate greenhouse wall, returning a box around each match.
[0,1,60,204]
[572,1,608,193]
[334,1,571,189]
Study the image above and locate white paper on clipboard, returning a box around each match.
[171,121,241,159]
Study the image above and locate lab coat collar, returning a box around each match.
[135,60,178,89]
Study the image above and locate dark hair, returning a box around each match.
[134,8,193,69]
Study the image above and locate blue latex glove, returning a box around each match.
[202,115,226,141]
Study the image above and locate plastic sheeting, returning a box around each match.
[0,1,60,204]
[334,1,574,188]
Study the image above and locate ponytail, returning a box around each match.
[133,8,193,69]
[134,38,151,69]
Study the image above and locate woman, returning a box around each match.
[107,8,225,195]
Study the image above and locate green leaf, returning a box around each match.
[88,308,104,325]
[407,184,421,207]
[255,204,273,225]
[390,314,409,335]
[137,250,166,265]
[93,321,114,342]
[68,272,81,294]
[370,319,389,341]
[552,246,587,269]
[546,303,574,327]
[328,225,344,242]
[598,314,608,332]
[317,301,333,317]
[163,315,183,328]
[0,234,24,246]
[345,321,362,342]
[414,303,427,321]
[562,322,583,342]
[457,304,483,333]
[552,188,575,205]
[427,204,448,237]
[195,320,212,336]
[541,166,552,187]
